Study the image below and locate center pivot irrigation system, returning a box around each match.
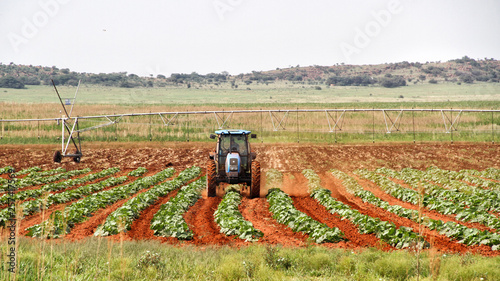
[0,81,499,163]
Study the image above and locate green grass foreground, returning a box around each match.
[1,237,499,281]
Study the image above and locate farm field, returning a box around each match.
[1,142,500,279]
[1,142,498,250]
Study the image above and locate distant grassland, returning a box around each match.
[0,83,499,144]
[1,82,500,105]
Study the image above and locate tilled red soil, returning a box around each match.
[1,142,499,255]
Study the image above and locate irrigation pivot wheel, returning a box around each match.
[73,150,81,163]
[53,151,62,163]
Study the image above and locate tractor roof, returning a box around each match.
[214,129,251,135]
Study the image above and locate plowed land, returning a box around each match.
[1,142,499,255]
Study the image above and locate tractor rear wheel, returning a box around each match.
[250,161,260,199]
[206,161,217,197]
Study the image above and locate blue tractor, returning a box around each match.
[207,129,260,198]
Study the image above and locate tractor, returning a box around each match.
[206,130,260,198]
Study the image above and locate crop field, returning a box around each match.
[1,142,499,279]
[0,142,498,251]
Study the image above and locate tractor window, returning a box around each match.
[234,135,247,155]
[218,134,248,155]
[219,135,231,154]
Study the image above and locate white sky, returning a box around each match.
[1,0,499,77]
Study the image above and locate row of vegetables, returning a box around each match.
[27,167,175,238]
[0,168,93,205]
[303,169,424,249]
[371,168,500,229]
[0,167,124,226]
[335,170,499,251]
[2,163,498,250]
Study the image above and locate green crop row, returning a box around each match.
[302,169,425,249]
[22,174,127,216]
[1,167,80,192]
[464,167,500,181]
[0,168,92,205]
[430,167,500,190]
[24,167,66,178]
[1,167,65,192]
[128,167,148,177]
[26,167,173,238]
[214,189,263,242]
[0,167,124,226]
[13,166,42,177]
[374,168,500,229]
[421,167,500,211]
[95,167,201,236]
[0,166,15,175]
[150,176,206,240]
[267,188,344,244]
[425,166,500,198]
[353,169,500,250]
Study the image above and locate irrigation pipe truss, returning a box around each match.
[1,108,498,133]
[2,108,498,160]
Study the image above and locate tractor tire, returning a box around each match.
[53,151,62,163]
[250,161,261,199]
[206,161,217,197]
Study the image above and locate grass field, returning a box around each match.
[1,83,499,144]
[1,82,500,105]
[2,237,499,281]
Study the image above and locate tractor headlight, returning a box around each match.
[229,158,238,171]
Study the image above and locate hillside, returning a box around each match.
[0,56,499,89]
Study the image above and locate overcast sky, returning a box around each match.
[1,0,499,77]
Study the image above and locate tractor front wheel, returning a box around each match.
[250,161,261,199]
[206,161,217,197]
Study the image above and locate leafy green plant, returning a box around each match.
[373,168,500,229]
[0,168,93,205]
[0,166,15,175]
[214,189,263,242]
[354,169,500,250]
[128,167,147,177]
[26,168,175,238]
[13,166,41,177]
[303,169,424,249]
[150,176,206,239]
[95,167,201,236]
[267,188,344,243]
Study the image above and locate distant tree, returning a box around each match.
[19,76,41,85]
[157,74,166,79]
[428,79,438,84]
[460,74,474,84]
[380,76,406,88]
[0,76,25,89]
[119,80,136,88]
